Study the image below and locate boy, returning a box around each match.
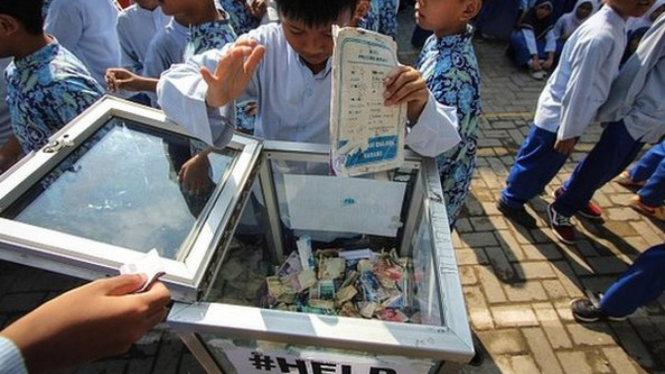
[497,0,655,242]
[0,0,103,163]
[413,0,482,228]
[116,0,169,75]
[107,0,237,96]
[157,0,461,155]
[550,14,665,236]
[44,0,121,86]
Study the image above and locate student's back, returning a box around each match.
[535,5,626,140]
[44,0,121,86]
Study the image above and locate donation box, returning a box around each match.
[0,97,473,373]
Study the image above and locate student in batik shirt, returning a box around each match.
[357,0,398,39]
[220,0,260,35]
[413,0,482,229]
[0,0,103,171]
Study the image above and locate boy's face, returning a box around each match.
[415,0,476,36]
[576,2,593,18]
[281,10,352,72]
[536,4,553,18]
[609,0,655,18]
[135,0,161,10]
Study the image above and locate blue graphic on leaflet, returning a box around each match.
[338,135,399,168]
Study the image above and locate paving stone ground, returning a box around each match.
[2,6,665,374]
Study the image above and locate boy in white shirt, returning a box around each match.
[116,0,169,75]
[44,0,122,86]
[498,0,655,244]
[157,0,460,156]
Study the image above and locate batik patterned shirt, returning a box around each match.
[5,40,103,154]
[416,25,481,228]
[219,0,259,35]
[184,17,238,60]
[358,0,397,39]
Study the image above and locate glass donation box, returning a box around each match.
[0,97,473,373]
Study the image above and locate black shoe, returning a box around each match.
[570,298,627,322]
[496,200,537,228]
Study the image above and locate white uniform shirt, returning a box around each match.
[597,14,665,143]
[143,18,188,78]
[157,23,460,155]
[534,5,626,140]
[45,0,121,86]
[117,4,170,75]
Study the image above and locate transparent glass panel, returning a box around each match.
[411,213,442,327]
[205,160,444,326]
[199,334,441,374]
[1,117,237,260]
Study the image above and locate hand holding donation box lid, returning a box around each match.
[330,26,406,177]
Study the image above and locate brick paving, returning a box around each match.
[1,6,665,374]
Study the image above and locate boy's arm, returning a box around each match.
[383,66,460,158]
[558,37,614,141]
[156,49,229,145]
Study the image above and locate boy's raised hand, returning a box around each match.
[383,66,430,123]
[202,37,266,108]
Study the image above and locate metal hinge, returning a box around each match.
[43,135,75,153]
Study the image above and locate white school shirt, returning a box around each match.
[534,5,626,140]
[143,18,189,79]
[0,336,27,374]
[117,4,170,75]
[157,23,460,155]
[44,0,121,86]
[597,14,665,143]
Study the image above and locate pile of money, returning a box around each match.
[261,236,419,323]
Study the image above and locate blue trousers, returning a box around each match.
[501,125,569,209]
[508,31,550,67]
[629,140,665,207]
[553,121,645,216]
[600,242,665,317]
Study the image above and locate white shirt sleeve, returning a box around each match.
[553,18,565,40]
[0,336,28,374]
[558,37,614,140]
[521,29,539,56]
[156,48,236,148]
[405,94,461,158]
[544,29,557,53]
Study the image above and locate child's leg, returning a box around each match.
[599,243,665,317]
[501,125,566,209]
[629,140,665,182]
[637,156,665,207]
[553,121,644,216]
[508,31,533,67]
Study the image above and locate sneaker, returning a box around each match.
[615,170,646,188]
[531,70,546,80]
[548,203,575,244]
[553,187,603,220]
[630,196,665,221]
[496,200,537,228]
[570,298,628,322]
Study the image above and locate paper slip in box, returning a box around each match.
[330,27,406,177]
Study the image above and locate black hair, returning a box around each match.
[0,0,44,35]
[275,0,358,27]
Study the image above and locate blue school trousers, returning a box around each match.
[501,125,569,209]
[630,140,665,207]
[508,31,550,67]
[553,120,645,216]
[600,242,665,317]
